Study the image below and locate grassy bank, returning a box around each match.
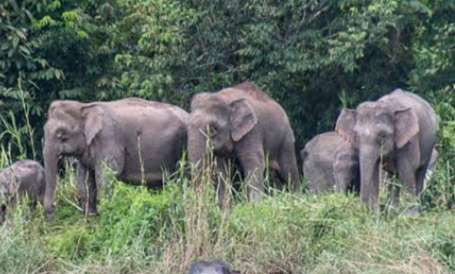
[0,162,454,274]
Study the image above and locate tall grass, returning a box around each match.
[0,85,37,165]
[0,145,454,273]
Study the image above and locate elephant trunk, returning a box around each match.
[43,141,58,220]
[359,147,380,212]
[188,128,207,168]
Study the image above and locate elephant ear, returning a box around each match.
[394,107,419,149]
[335,109,357,143]
[229,98,258,142]
[82,106,104,146]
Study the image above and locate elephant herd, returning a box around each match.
[0,81,438,223]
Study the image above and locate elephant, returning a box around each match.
[187,81,299,205]
[0,160,45,224]
[43,98,188,220]
[301,131,359,194]
[336,89,438,211]
[188,260,239,274]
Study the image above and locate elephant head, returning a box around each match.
[188,260,239,274]
[187,92,258,165]
[336,101,419,211]
[43,100,104,218]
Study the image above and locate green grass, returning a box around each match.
[0,163,454,274]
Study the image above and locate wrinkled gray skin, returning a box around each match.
[0,160,45,224]
[301,131,359,194]
[43,98,188,220]
[188,260,239,274]
[336,89,437,211]
[187,82,299,204]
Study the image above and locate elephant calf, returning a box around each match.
[188,260,239,274]
[0,160,45,224]
[301,131,359,194]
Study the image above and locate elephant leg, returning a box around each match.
[334,160,353,193]
[333,149,358,193]
[386,177,401,208]
[76,162,91,214]
[85,157,123,215]
[334,168,351,193]
[237,148,265,202]
[94,155,124,194]
[93,163,109,203]
[277,140,300,192]
[215,157,230,209]
[87,169,97,215]
[415,164,429,195]
[396,157,417,196]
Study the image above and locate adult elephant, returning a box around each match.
[301,131,359,194]
[43,98,188,220]
[336,89,437,211]
[187,81,299,204]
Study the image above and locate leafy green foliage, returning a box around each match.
[0,1,454,272]
[1,0,454,151]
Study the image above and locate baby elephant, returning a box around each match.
[0,160,45,223]
[301,131,359,194]
[188,260,239,274]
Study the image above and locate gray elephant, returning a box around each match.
[301,131,359,194]
[187,81,299,205]
[336,89,437,211]
[43,98,188,219]
[0,160,45,224]
[188,260,239,274]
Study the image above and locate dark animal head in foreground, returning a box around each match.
[188,260,240,274]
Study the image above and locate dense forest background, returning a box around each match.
[1,0,454,160]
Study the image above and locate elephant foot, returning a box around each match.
[45,208,55,222]
[85,208,98,217]
[248,189,264,202]
[400,205,421,217]
[78,199,98,217]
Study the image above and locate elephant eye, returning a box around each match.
[56,130,68,142]
[377,132,387,144]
